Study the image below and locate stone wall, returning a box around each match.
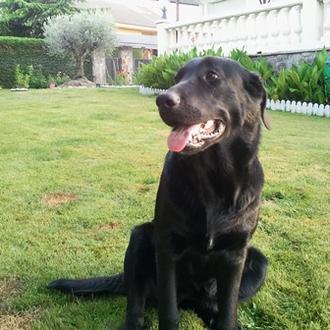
[251,49,330,71]
[118,47,134,84]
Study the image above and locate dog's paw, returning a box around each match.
[212,322,242,330]
[122,320,144,330]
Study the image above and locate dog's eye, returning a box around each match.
[205,71,220,82]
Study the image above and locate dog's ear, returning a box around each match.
[244,72,271,130]
[259,87,271,130]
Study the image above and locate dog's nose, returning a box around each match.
[156,91,180,108]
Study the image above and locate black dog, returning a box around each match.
[48,57,271,330]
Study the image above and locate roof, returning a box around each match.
[116,34,157,48]
[81,1,158,28]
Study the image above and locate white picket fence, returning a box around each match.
[139,86,330,118]
[139,85,167,96]
[266,99,330,117]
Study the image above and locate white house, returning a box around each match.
[157,0,330,56]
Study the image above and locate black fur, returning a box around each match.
[48,57,269,330]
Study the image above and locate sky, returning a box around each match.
[94,0,203,22]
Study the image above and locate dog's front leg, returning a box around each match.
[156,248,179,330]
[215,248,247,330]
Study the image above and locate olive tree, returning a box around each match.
[44,11,116,79]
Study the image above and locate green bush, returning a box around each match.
[14,64,33,88]
[229,48,255,71]
[13,64,71,89]
[268,49,328,104]
[135,47,224,89]
[228,49,274,87]
[109,71,128,86]
[48,72,71,86]
[136,47,329,104]
[29,66,49,89]
[0,36,92,88]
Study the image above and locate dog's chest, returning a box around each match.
[170,211,248,256]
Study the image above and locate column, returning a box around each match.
[301,0,323,49]
[156,19,169,55]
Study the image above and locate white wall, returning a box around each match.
[206,0,300,17]
[206,0,246,17]
[150,1,203,23]
[158,0,330,55]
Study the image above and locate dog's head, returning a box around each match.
[156,56,271,155]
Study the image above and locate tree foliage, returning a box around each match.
[0,0,81,37]
[44,11,116,79]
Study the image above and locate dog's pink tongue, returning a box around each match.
[167,125,196,152]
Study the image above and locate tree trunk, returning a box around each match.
[75,56,85,79]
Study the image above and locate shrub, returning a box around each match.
[268,69,288,101]
[109,71,128,85]
[50,72,71,86]
[135,47,223,89]
[15,64,33,88]
[136,47,329,104]
[229,49,255,71]
[14,64,71,89]
[29,66,49,89]
[229,49,274,86]
[268,49,328,104]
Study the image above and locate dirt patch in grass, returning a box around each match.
[60,78,96,88]
[138,185,151,193]
[0,309,40,330]
[0,278,22,301]
[262,199,275,207]
[41,193,77,207]
[96,223,121,232]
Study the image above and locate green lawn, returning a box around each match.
[0,88,329,330]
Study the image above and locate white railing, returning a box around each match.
[157,0,330,55]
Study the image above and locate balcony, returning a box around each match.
[157,0,330,55]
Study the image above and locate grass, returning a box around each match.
[0,88,329,330]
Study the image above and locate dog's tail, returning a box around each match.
[239,247,268,302]
[47,273,126,296]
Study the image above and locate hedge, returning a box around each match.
[0,36,92,88]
